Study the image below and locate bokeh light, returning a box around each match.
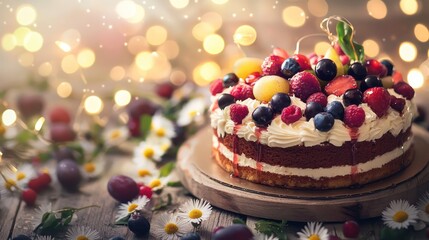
[18,53,34,67]
[314,42,330,55]
[127,36,148,55]
[307,0,328,17]
[157,40,180,59]
[407,68,424,89]
[23,31,43,52]
[192,22,215,42]
[2,109,17,127]
[55,41,72,52]
[13,27,31,46]
[203,34,224,55]
[77,48,96,68]
[84,95,104,115]
[400,0,418,15]
[201,12,223,31]
[2,34,17,51]
[414,24,429,42]
[170,0,189,9]
[193,61,221,86]
[114,90,132,106]
[110,66,126,81]
[234,25,257,46]
[282,6,306,28]
[57,82,73,98]
[135,51,155,71]
[38,62,53,77]
[170,70,187,86]
[61,54,79,74]
[116,0,137,20]
[399,42,417,62]
[211,0,228,4]
[16,5,37,26]
[362,39,380,57]
[146,25,167,46]
[367,0,387,19]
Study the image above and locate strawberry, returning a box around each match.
[325,75,358,96]
[292,54,311,71]
[261,54,285,76]
[393,81,415,100]
[290,71,321,101]
[365,59,387,77]
[244,72,262,86]
[306,92,328,108]
[230,84,254,101]
[272,47,289,59]
[363,87,391,117]
[281,105,302,124]
[209,79,224,96]
[390,95,406,113]
[229,104,249,124]
[344,105,365,128]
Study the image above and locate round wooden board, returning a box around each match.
[176,125,429,222]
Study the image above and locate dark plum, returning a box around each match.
[56,159,82,190]
[212,224,253,240]
[108,175,139,202]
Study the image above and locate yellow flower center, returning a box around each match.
[156,128,166,137]
[76,236,89,240]
[161,143,170,151]
[164,223,179,234]
[4,179,16,190]
[110,130,121,140]
[16,172,26,181]
[393,210,409,223]
[138,169,152,177]
[143,148,154,158]
[84,162,96,173]
[149,179,161,188]
[425,204,429,214]
[188,209,203,219]
[128,203,139,212]
[189,110,197,118]
[308,234,320,240]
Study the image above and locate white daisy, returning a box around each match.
[31,202,53,229]
[152,213,193,240]
[146,135,172,152]
[178,198,212,224]
[133,142,165,163]
[65,226,100,240]
[81,159,105,179]
[254,233,280,240]
[145,176,170,192]
[115,195,150,222]
[2,163,36,191]
[150,114,176,139]
[177,98,206,127]
[417,191,429,222]
[132,160,160,183]
[382,199,419,229]
[297,222,329,240]
[35,235,55,240]
[103,126,129,147]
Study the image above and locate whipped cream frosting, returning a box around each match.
[210,86,416,148]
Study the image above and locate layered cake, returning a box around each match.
[209,26,417,189]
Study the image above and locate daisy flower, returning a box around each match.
[65,226,100,240]
[35,235,55,240]
[132,160,159,183]
[2,164,36,191]
[115,195,150,222]
[145,176,170,192]
[152,213,193,240]
[81,160,105,179]
[297,222,329,240]
[254,233,280,240]
[31,202,53,229]
[103,126,129,147]
[150,114,176,139]
[177,98,206,127]
[133,142,165,163]
[382,199,419,229]
[146,135,172,152]
[417,191,429,222]
[178,198,212,224]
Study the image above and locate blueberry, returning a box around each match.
[304,102,324,121]
[343,89,363,106]
[380,59,394,76]
[218,94,236,110]
[269,93,291,114]
[315,59,337,81]
[252,106,274,127]
[360,75,382,92]
[280,58,300,78]
[223,73,239,88]
[109,237,126,240]
[181,232,201,240]
[326,101,344,120]
[128,212,150,237]
[12,235,31,240]
[347,62,367,81]
[314,112,335,132]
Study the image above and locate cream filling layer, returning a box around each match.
[213,135,413,180]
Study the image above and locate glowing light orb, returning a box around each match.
[34,117,45,131]
[157,40,180,59]
[414,24,429,42]
[84,95,103,115]
[307,0,328,17]
[114,90,132,107]
[60,29,81,50]
[170,70,186,86]
[135,51,155,71]
[38,62,53,77]
[170,0,189,9]
[127,36,148,55]
[201,12,223,31]
[407,68,424,89]
[362,39,380,57]
[77,48,96,68]
[16,5,37,26]
[116,0,137,19]
[57,82,73,98]
[23,31,43,52]
[128,4,145,23]
[55,41,72,52]
[13,27,31,46]
[400,0,418,15]
[314,41,330,55]
[193,61,221,86]
[234,25,257,46]
[192,22,215,41]
[2,109,17,127]
[367,0,387,19]
[61,54,79,74]
[399,42,417,62]
[211,0,228,4]
[282,6,306,28]
[110,66,126,81]
[203,34,224,55]
[146,25,167,46]
[2,34,17,51]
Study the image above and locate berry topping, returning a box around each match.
[324,46,344,76]
[325,75,357,97]
[333,42,345,55]
[290,71,321,101]
[342,220,360,238]
[304,102,324,121]
[273,47,289,59]
[380,59,394,76]
[252,106,274,127]
[308,52,323,66]
[347,62,367,81]
[280,58,300,78]
[306,92,328,108]
[392,71,404,84]
[292,54,311,71]
[365,59,387,77]
[230,104,249,124]
[253,75,289,102]
[22,188,37,206]
[326,101,344,120]
[393,81,415,100]
[360,75,383,92]
[270,93,291,114]
[314,112,335,132]
[281,105,302,124]
[244,72,262,86]
[381,76,394,89]
[223,73,239,88]
[344,105,365,128]
[210,79,224,96]
[363,87,391,117]
[390,95,406,113]
[315,59,337,81]
[261,54,285,76]
[230,84,254,101]
[233,57,263,79]
[340,54,350,65]
[343,89,363,106]
[218,93,236,110]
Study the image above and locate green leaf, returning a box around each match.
[232,218,246,225]
[159,162,175,178]
[255,220,288,240]
[152,193,173,211]
[380,227,411,240]
[115,214,130,225]
[336,21,364,62]
[166,181,182,187]
[140,114,152,140]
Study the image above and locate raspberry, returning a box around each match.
[281,105,302,124]
[272,47,289,59]
[230,84,254,101]
[209,79,224,96]
[38,173,52,186]
[344,105,365,128]
[306,92,328,107]
[261,54,285,76]
[139,185,153,199]
[390,95,406,113]
[244,72,262,86]
[325,75,358,96]
[229,104,249,124]
[290,71,321,101]
[394,81,415,100]
[22,188,37,206]
[28,177,44,192]
[363,87,391,117]
[292,54,311,71]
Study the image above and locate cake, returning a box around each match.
[209,22,417,189]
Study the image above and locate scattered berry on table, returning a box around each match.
[342,220,360,238]
[181,232,201,240]
[107,175,139,202]
[212,224,253,240]
[139,185,153,199]
[128,211,151,237]
[21,188,37,206]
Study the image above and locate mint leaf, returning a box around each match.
[232,218,246,225]
[140,115,152,140]
[255,220,287,240]
[336,21,364,62]
[167,181,182,187]
[159,162,175,178]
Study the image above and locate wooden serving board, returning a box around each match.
[176,125,429,222]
